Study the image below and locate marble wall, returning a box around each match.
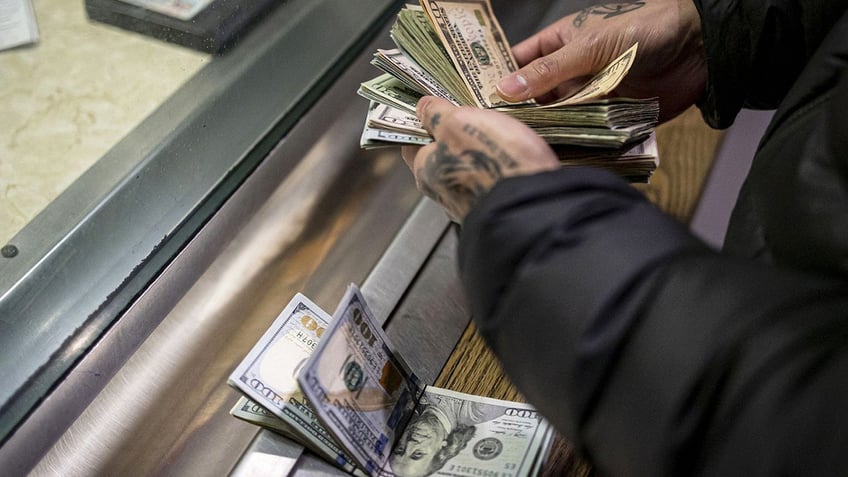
[0,0,208,245]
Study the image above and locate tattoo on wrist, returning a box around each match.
[573,2,646,28]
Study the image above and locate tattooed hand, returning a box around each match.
[401,96,559,223]
[497,0,706,122]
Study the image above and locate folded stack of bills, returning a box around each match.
[228,285,554,476]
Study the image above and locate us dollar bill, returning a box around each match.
[420,0,521,108]
[358,0,661,177]
[230,395,372,476]
[360,124,433,149]
[360,102,432,149]
[372,48,462,105]
[553,133,659,183]
[392,5,476,106]
[386,387,553,477]
[227,293,361,474]
[298,284,424,474]
[539,43,639,107]
[230,396,302,441]
[295,286,553,476]
[368,102,428,135]
[358,74,423,115]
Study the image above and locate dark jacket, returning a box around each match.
[458,1,848,475]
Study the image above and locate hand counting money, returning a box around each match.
[359,0,660,183]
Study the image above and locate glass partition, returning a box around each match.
[1,0,207,245]
[0,0,398,445]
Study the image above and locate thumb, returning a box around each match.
[497,45,597,102]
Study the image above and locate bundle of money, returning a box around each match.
[359,0,661,183]
[229,286,554,476]
[227,294,364,474]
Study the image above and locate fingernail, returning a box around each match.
[497,74,528,100]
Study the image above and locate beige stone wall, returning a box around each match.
[0,0,207,245]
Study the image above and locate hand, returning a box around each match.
[497,0,706,122]
[401,97,559,223]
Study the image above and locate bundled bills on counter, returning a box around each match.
[229,285,554,476]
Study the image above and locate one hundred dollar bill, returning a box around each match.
[358,74,423,115]
[360,102,432,149]
[298,284,424,474]
[369,102,427,135]
[230,395,371,476]
[227,293,361,474]
[296,286,552,476]
[230,396,302,441]
[386,387,553,477]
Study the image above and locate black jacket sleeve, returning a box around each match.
[458,167,848,476]
[693,0,845,128]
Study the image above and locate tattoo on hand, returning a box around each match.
[421,142,510,217]
[461,124,518,168]
[573,2,646,27]
[429,112,442,131]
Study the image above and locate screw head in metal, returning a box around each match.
[1,245,19,258]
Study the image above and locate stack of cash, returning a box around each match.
[359,0,661,183]
[228,286,554,476]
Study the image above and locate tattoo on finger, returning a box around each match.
[429,112,442,131]
[461,124,518,167]
[573,2,646,28]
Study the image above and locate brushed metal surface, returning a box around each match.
[383,227,469,386]
[27,109,423,477]
[22,45,464,476]
[361,198,450,325]
[20,19,435,474]
[230,431,304,477]
[26,185,462,477]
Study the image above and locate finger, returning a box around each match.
[512,33,546,67]
[408,142,438,191]
[497,44,596,102]
[511,20,573,67]
[497,47,595,102]
[400,145,422,170]
[416,96,457,138]
[533,78,587,105]
[549,76,594,102]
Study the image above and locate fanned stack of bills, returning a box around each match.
[228,286,554,476]
[358,0,660,183]
[228,294,364,474]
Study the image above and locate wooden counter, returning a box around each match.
[433,106,725,476]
